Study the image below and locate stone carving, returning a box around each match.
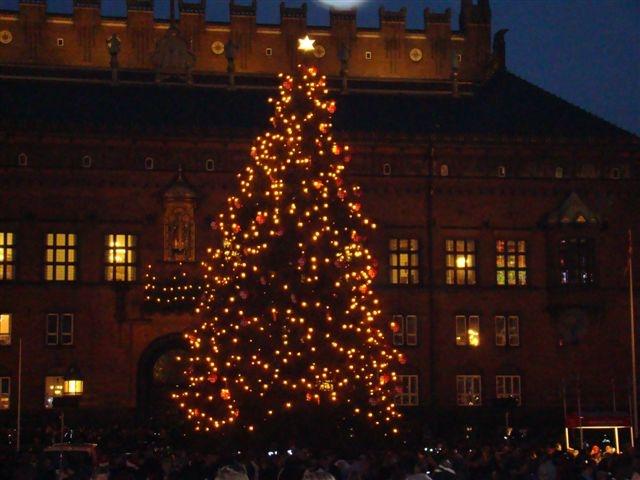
[151,26,195,83]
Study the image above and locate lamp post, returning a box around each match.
[52,366,84,443]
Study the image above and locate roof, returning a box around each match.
[0,69,635,141]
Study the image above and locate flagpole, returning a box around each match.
[16,338,22,453]
[629,229,638,443]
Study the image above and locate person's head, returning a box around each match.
[216,465,250,480]
[303,469,336,480]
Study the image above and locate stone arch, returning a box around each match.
[136,332,188,418]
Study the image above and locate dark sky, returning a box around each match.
[1,0,638,135]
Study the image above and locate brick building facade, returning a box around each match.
[0,0,638,432]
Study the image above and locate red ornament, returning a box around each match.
[337,189,347,200]
[260,276,267,285]
[276,228,284,237]
[319,124,328,134]
[239,290,248,299]
[368,397,379,406]
[283,80,292,90]
[352,203,361,212]
[233,198,242,209]
[256,214,266,224]
[306,393,313,401]
[241,318,251,327]
[394,385,404,394]
[335,177,343,186]
[327,103,336,114]
[332,145,341,155]
[298,257,306,267]
[308,66,318,76]
[390,321,400,333]
[358,284,368,294]
[368,268,378,279]
[210,221,217,230]
[398,353,407,365]
[233,224,241,233]
[208,374,218,384]
[380,374,391,385]
[221,389,231,400]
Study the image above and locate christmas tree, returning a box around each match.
[174,55,403,434]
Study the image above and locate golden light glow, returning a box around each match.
[64,379,83,396]
[297,35,315,52]
[468,329,479,347]
[176,62,402,434]
[455,255,467,268]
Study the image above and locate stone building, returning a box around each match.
[0,0,638,434]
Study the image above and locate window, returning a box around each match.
[382,163,391,175]
[445,239,476,285]
[44,376,65,409]
[555,167,564,179]
[455,315,480,347]
[495,315,520,346]
[205,158,215,171]
[496,240,527,286]
[0,232,15,280]
[392,314,418,346]
[389,238,419,285]
[440,164,449,177]
[0,313,11,346]
[559,238,595,285]
[457,375,481,406]
[45,233,77,281]
[396,374,418,406]
[0,377,9,410]
[46,313,74,346]
[496,375,521,405]
[105,234,137,281]
[144,157,154,170]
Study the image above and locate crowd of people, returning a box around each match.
[1,423,639,480]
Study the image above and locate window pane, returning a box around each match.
[56,233,66,245]
[445,240,454,252]
[446,254,455,267]
[518,271,527,285]
[46,234,54,245]
[467,270,476,285]
[410,239,418,251]
[55,249,66,263]
[497,270,505,285]
[389,239,397,250]
[410,269,419,284]
[446,270,454,285]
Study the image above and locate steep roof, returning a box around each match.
[0,69,635,141]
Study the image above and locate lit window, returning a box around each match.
[445,239,476,285]
[46,313,73,346]
[496,240,527,286]
[392,314,418,346]
[559,238,595,285]
[496,375,521,405]
[457,375,481,406]
[396,374,418,406]
[105,234,137,281]
[0,377,9,410]
[389,238,419,285]
[45,233,77,281]
[495,315,520,347]
[455,315,480,347]
[0,313,11,346]
[44,376,65,409]
[64,379,83,396]
[0,232,15,280]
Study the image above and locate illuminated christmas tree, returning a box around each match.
[174,56,403,434]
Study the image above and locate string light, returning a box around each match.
[175,62,402,433]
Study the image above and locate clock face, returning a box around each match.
[409,48,423,62]
[313,44,326,59]
[211,41,224,55]
[0,30,13,45]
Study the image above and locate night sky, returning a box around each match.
[1,0,638,135]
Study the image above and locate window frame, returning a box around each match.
[445,239,477,286]
[45,313,74,346]
[396,374,419,406]
[0,231,16,281]
[389,238,420,285]
[495,315,520,347]
[457,374,482,407]
[44,232,77,282]
[0,376,9,410]
[392,314,418,347]
[559,237,595,286]
[496,240,528,287]
[496,374,522,406]
[105,233,138,282]
[455,314,480,347]
[0,313,11,346]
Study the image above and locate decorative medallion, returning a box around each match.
[211,40,224,55]
[313,44,326,58]
[0,30,13,45]
[409,48,423,62]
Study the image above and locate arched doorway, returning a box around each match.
[137,333,188,422]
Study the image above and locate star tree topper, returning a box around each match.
[298,35,315,52]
